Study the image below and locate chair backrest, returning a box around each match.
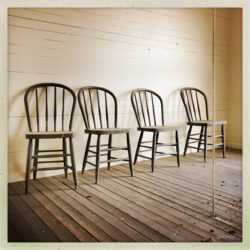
[180,87,209,122]
[78,86,118,129]
[24,83,76,132]
[131,88,164,127]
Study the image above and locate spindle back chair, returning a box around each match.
[131,88,164,128]
[131,88,180,172]
[78,86,133,184]
[180,87,227,162]
[24,83,76,132]
[24,83,78,194]
[78,86,118,130]
[180,87,209,123]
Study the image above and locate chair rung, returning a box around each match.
[156,151,165,155]
[32,153,71,158]
[189,137,202,141]
[157,152,177,156]
[86,161,96,167]
[187,146,199,149]
[156,151,176,155]
[188,141,199,144]
[141,145,152,149]
[141,141,152,144]
[30,166,71,171]
[101,147,128,152]
[89,147,128,155]
[138,154,152,160]
[89,144,108,148]
[101,157,128,163]
[37,160,64,164]
[38,149,63,153]
[190,133,202,136]
[157,143,176,147]
[139,149,152,153]
[207,135,223,138]
[88,153,108,158]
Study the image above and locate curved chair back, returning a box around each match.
[180,87,209,122]
[131,88,164,127]
[78,86,118,129]
[24,83,76,132]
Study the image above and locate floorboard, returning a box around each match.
[8,148,242,242]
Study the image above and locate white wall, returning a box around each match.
[227,8,242,149]
[8,8,241,183]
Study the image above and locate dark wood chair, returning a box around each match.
[24,83,78,194]
[180,87,227,162]
[78,86,133,183]
[131,88,180,172]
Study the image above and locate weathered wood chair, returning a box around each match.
[180,87,227,162]
[78,86,133,183]
[131,88,180,172]
[24,83,78,194]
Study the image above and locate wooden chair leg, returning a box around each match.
[25,139,33,194]
[82,134,92,174]
[62,138,68,178]
[222,124,226,158]
[204,125,208,162]
[197,126,204,153]
[95,134,101,184]
[107,134,112,170]
[175,130,180,167]
[151,132,157,172]
[134,131,144,164]
[184,125,192,156]
[69,137,78,189]
[33,139,39,180]
[126,133,134,177]
[156,132,159,144]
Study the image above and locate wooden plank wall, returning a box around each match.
[8,8,239,182]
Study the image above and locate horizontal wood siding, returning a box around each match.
[8,8,239,182]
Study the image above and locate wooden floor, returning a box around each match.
[8,148,242,242]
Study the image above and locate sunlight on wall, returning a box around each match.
[8,8,242,182]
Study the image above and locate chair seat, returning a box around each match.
[138,125,180,132]
[187,120,227,126]
[85,127,131,135]
[26,131,75,139]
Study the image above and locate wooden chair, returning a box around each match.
[131,88,180,172]
[78,86,133,183]
[180,87,227,162]
[24,83,78,194]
